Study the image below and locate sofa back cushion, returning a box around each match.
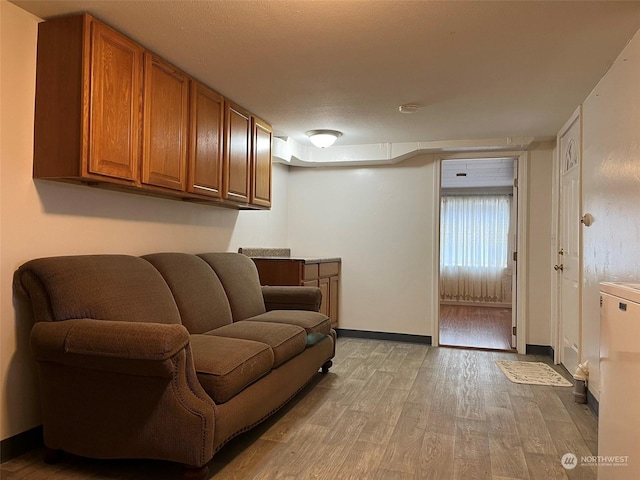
[197,253,266,321]
[142,253,233,333]
[17,255,181,324]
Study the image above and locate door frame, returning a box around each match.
[431,151,529,354]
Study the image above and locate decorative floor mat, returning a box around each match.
[495,360,573,387]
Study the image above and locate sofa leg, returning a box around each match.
[321,360,333,374]
[44,447,62,464]
[181,464,209,480]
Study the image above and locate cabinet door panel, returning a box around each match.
[330,275,339,328]
[89,21,142,180]
[251,117,272,207]
[223,102,251,203]
[319,277,330,318]
[142,54,189,191]
[189,82,224,197]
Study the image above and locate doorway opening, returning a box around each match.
[438,157,518,352]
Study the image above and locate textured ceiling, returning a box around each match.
[11,0,640,147]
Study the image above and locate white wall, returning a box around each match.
[580,29,640,400]
[0,0,289,441]
[526,147,555,346]
[288,155,438,336]
[288,151,555,345]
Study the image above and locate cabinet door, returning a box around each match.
[188,82,224,197]
[142,53,189,191]
[319,277,330,318]
[88,20,143,181]
[329,275,339,328]
[251,116,272,208]
[223,102,251,203]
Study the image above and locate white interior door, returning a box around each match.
[558,112,582,376]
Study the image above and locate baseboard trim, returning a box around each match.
[587,389,599,418]
[336,329,432,345]
[440,301,512,308]
[525,344,555,359]
[0,425,43,463]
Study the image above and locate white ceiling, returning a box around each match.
[11,0,640,149]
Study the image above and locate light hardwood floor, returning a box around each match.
[440,304,514,351]
[1,338,597,479]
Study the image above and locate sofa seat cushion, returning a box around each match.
[189,335,274,404]
[207,321,306,368]
[247,310,331,337]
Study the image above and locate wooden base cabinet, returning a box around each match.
[33,13,272,210]
[251,258,341,329]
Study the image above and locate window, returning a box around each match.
[440,194,511,303]
[440,194,510,269]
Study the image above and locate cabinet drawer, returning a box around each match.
[303,264,319,280]
[319,262,340,277]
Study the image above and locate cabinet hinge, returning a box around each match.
[513,251,518,262]
[514,177,518,188]
[513,326,517,336]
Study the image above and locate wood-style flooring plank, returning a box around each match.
[511,395,558,455]
[378,401,431,475]
[524,452,570,480]
[418,431,455,480]
[488,433,530,479]
[453,419,492,480]
[358,387,410,445]
[333,440,386,480]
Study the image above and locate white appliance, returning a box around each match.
[599,282,640,479]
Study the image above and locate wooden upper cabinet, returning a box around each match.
[33,14,272,210]
[88,21,143,181]
[223,102,251,204]
[251,116,273,208]
[33,14,142,183]
[141,53,190,191]
[188,82,224,198]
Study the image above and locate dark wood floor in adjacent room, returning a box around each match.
[1,338,597,480]
[440,304,514,351]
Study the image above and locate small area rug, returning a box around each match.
[495,360,572,387]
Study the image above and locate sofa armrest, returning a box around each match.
[31,319,190,377]
[261,285,322,312]
[30,319,217,467]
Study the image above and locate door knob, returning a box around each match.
[554,264,564,272]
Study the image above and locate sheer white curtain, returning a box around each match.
[440,194,511,303]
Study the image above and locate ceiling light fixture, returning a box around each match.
[306,129,342,148]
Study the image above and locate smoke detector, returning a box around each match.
[398,104,419,114]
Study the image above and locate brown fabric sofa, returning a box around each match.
[15,252,335,479]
